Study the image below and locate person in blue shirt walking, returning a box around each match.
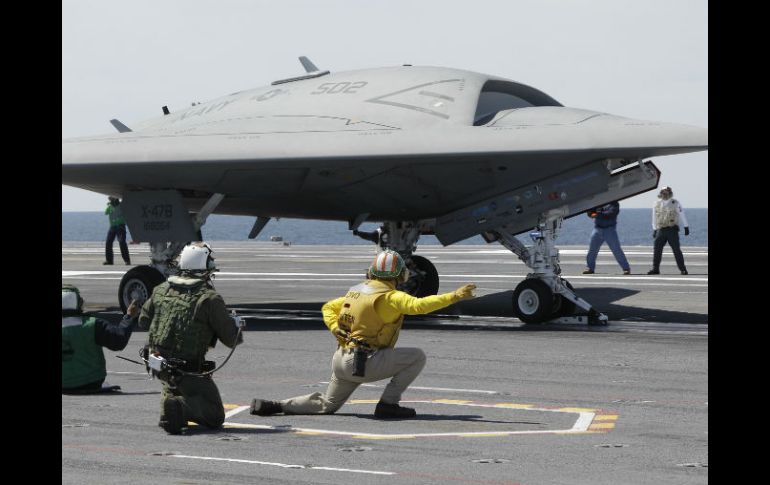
[583,201,631,275]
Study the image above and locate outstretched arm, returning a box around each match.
[384,284,476,315]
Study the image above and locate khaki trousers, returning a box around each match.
[280,346,426,414]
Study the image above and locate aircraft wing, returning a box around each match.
[62,64,706,244]
[62,109,706,222]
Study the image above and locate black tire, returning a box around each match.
[118,266,166,312]
[552,280,576,317]
[512,279,554,323]
[398,255,439,297]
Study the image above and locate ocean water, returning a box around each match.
[62,208,707,247]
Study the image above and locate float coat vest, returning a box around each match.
[655,199,680,229]
[147,280,218,363]
[337,280,404,349]
[62,316,106,388]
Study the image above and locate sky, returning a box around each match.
[62,0,707,211]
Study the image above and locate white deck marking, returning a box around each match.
[62,269,706,282]
[170,454,395,475]
[223,399,597,439]
[319,382,500,395]
[225,405,251,419]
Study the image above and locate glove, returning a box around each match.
[333,327,350,340]
[454,284,477,300]
[230,310,246,329]
[684,227,690,236]
[126,299,140,318]
[652,230,658,239]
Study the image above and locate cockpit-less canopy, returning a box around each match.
[62,58,708,324]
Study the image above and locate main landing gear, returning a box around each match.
[353,220,439,297]
[485,209,608,326]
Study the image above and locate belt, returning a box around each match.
[341,346,376,354]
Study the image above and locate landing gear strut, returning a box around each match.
[486,209,608,325]
[353,220,439,297]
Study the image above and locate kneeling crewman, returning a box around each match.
[140,242,244,434]
[250,249,475,419]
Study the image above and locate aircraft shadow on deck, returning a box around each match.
[95,286,706,329]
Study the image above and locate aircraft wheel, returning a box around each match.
[399,255,439,297]
[118,266,165,313]
[512,279,554,323]
[552,280,576,317]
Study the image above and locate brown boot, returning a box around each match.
[159,397,185,435]
[250,398,282,416]
[374,401,416,419]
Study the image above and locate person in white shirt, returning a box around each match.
[648,186,690,275]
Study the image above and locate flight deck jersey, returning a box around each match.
[147,280,219,363]
[105,204,125,227]
[336,280,402,349]
[323,280,462,349]
[654,198,688,230]
[62,316,106,388]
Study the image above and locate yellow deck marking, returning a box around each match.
[494,403,535,409]
[220,399,616,440]
[593,414,619,421]
[588,423,616,430]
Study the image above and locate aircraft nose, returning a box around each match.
[583,114,708,150]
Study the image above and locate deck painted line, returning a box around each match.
[223,399,608,439]
[225,405,251,419]
[62,269,707,282]
[319,382,501,395]
[170,454,395,475]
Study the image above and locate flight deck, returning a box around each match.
[62,242,708,485]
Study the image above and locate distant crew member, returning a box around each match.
[62,285,138,393]
[249,249,476,419]
[582,201,631,275]
[104,196,131,265]
[140,242,245,435]
[648,186,690,275]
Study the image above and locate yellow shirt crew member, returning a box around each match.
[250,249,476,419]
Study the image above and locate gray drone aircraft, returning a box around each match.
[62,57,707,324]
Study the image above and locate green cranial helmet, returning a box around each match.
[62,284,84,313]
[369,250,406,279]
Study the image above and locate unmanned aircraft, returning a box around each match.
[62,57,708,324]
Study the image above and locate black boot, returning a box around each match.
[160,397,185,435]
[374,401,416,419]
[250,398,282,416]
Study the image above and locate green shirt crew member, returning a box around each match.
[139,242,244,435]
[104,197,131,265]
[62,285,138,393]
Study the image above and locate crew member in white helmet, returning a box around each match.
[140,242,245,434]
[648,186,690,275]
